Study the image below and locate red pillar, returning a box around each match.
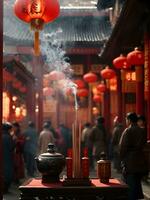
[104,81,110,132]
[135,66,144,115]
[144,32,150,140]
[32,56,43,132]
[0,0,3,197]
[116,70,123,122]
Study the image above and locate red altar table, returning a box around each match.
[19,178,128,200]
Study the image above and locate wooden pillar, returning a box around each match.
[32,56,43,132]
[135,66,144,115]
[144,32,150,140]
[121,69,126,124]
[0,0,3,197]
[26,79,36,123]
[104,80,110,132]
[116,70,123,122]
[88,83,92,122]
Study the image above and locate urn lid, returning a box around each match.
[40,143,64,158]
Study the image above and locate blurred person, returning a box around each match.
[89,116,107,164]
[81,122,93,169]
[137,115,149,183]
[44,120,58,140]
[12,122,25,184]
[56,123,72,157]
[137,115,147,135]
[23,121,38,177]
[119,112,148,200]
[38,122,54,154]
[111,116,124,173]
[2,122,15,193]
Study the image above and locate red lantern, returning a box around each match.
[127,47,144,66]
[12,80,22,89]
[49,71,65,81]
[93,95,102,103]
[97,82,106,93]
[43,87,54,96]
[73,79,85,89]
[83,72,97,83]
[77,89,88,97]
[3,69,13,82]
[113,54,130,69]
[100,66,115,79]
[14,0,60,56]
[19,86,27,93]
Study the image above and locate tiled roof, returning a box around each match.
[4,5,112,47]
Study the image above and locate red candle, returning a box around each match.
[82,157,89,178]
[66,157,73,178]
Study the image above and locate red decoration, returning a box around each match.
[66,157,73,178]
[49,71,65,81]
[77,89,88,97]
[97,82,106,93]
[20,86,27,93]
[82,157,89,178]
[113,54,130,69]
[83,72,98,83]
[14,0,60,56]
[100,66,115,79]
[12,80,22,89]
[3,69,13,82]
[93,95,102,103]
[43,87,54,96]
[73,79,85,89]
[127,47,144,66]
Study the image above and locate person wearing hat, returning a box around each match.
[119,112,148,200]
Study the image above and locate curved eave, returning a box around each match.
[99,0,150,64]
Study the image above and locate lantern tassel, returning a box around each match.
[34,31,40,56]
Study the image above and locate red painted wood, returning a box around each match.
[0,0,3,197]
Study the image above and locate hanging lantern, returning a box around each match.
[97,82,106,93]
[14,0,60,56]
[73,79,85,89]
[49,70,65,81]
[77,89,88,97]
[3,69,13,82]
[93,95,102,103]
[43,87,54,96]
[113,54,130,69]
[100,66,116,80]
[127,47,144,66]
[19,86,27,93]
[83,72,98,83]
[12,79,22,89]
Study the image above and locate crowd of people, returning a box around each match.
[2,120,71,194]
[81,113,148,200]
[2,112,149,199]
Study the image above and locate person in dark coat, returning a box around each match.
[119,112,148,200]
[23,121,38,177]
[12,122,25,183]
[2,122,15,193]
[89,116,107,163]
[112,117,124,172]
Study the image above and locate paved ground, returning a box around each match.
[3,168,150,200]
